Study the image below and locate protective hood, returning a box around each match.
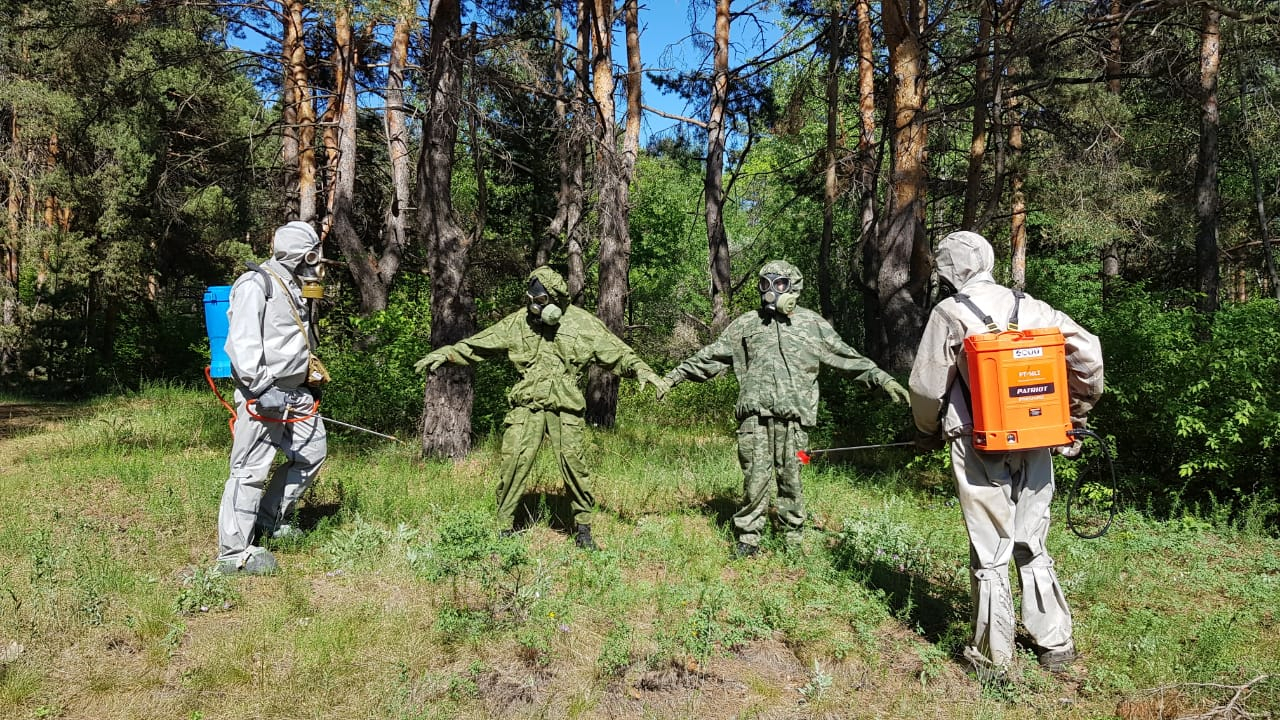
[528,266,570,307]
[758,260,804,293]
[272,221,321,272]
[935,231,995,292]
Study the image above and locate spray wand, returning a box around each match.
[796,429,1118,539]
[795,441,916,465]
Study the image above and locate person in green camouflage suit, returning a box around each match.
[415,266,665,549]
[662,260,909,556]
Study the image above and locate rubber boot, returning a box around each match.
[735,541,759,558]
[574,524,598,550]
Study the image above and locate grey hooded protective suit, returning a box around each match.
[908,231,1104,669]
[217,221,328,571]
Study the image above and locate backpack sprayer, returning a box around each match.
[797,291,1116,538]
[201,285,400,443]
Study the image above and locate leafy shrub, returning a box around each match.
[175,566,239,614]
[1086,289,1280,529]
[409,509,546,627]
[319,279,431,439]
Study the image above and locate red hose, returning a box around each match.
[204,366,320,434]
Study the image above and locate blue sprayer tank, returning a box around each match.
[202,285,233,378]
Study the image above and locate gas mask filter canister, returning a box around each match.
[299,248,325,299]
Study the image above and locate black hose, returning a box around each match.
[1064,428,1118,539]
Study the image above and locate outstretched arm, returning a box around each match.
[664,327,736,387]
[819,321,908,402]
[415,314,516,373]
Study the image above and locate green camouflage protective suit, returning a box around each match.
[419,266,662,529]
[664,260,908,548]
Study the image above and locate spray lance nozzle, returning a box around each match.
[796,441,917,464]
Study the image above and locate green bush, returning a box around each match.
[1087,288,1280,530]
[318,282,431,439]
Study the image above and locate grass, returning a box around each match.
[0,384,1276,719]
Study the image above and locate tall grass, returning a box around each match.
[0,384,1275,719]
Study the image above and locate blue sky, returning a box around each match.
[226,2,782,144]
[625,1,783,143]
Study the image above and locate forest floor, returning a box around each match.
[0,387,1276,719]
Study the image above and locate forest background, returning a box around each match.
[1,0,1280,717]
[3,0,1278,524]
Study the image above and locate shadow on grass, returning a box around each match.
[293,500,343,531]
[699,492,740,530]
[833,555,970,649]
[513,491,587,537]
[0,402,87,440]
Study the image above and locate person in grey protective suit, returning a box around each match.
[216,221,328,574]
[908,230,1104,674]
[663,260,909,557]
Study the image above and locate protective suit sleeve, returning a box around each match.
[817,319,898,388]
[583,316,656,379]
[908,307,962,436]
[664,324,736,387]
[429,313,519,367]
[1053,309,1105,418]
[226,276,273,396]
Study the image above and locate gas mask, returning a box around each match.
[759,273,798,316]
[934,276,957,305]
[527,278,562,326]
[298,246,325,299]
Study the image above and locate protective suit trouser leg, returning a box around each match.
[219,398,273,560]
[952,440,1073,666]
[547,411,595,527]
[734,416,805,546]
[772,420,807,543]
[495,407,548,529]
[257,390,327,532]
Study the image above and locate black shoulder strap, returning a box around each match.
[953,293,998,332]
[245,261,273,300]
[953,290,1024,332]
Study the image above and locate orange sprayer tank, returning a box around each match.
[963,328,1072,452]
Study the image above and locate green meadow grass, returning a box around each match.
[0,385,1275,719]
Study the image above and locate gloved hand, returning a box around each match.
[883,379,910,405]
[255,386,289,414]
[914,430,944,451]
[414,351,448,375]
[638,371,671,400]
[1055,417,1087,459]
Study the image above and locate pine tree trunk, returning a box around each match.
[875,0,930,372]
[1,107,20,377]
[1004,0,1027,290]
[819,5,845,321]
[328,4,388,315]
[705,0,732,335]
[1194,5,1220,318]
[416,0,476,460]
[381,4,412,299]
[284,0,317,223]
[854,0,880,347]
[567,0,591,303]
[962,0,992,230]
[585,0,625,428]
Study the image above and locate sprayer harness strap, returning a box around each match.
[947,289,1027,422]
[245,262,274,300]
[952,289,1025,332]
[259,264,318,352]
